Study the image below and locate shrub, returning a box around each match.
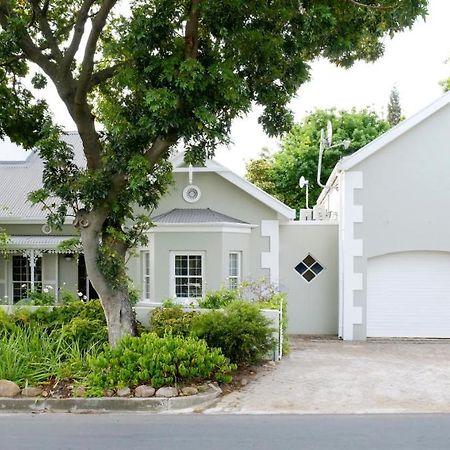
[61,317,108,349]
[86,333,235,396]
[0,326,100,385]
[150,306,198,337]
[190,301,275,365]
[198,288,240,309]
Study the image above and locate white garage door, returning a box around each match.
[367,251,450,338]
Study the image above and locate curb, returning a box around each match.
[0,384,222,414]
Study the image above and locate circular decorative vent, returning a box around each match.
[183,185,201,203]
[41,224,52,235]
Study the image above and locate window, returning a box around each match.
[142,251,151,302]
[294,254,324,283]
[173,253,204,299]
[12,255,42,303]
[228,252,241,290]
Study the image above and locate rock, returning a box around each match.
[197,384,209,393]
[21,387,43,397]
[117,387,131,397]
[155,386,178,398]
[240,378,248,387]
[0,380,20,398]
[266,361,276,367]
[134,385,155,398]
[104,389,115,397]
[181,386,198,396]
[72,386,86,397]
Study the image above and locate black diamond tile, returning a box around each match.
[294,262,308,275]
[303,255,316,267]
[311,262,324,275]
[302,270,315,282]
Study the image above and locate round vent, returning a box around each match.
[41,224,52,235]
[183,185,201,203]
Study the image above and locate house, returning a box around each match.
[1,91,449,340]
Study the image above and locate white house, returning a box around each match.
[1,91,449,340]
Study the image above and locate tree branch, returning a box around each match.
[344,0,396,10]
[27,0,63,62]
[184,0,200,59]
[88,62,123,89]
[62,0,96,74]
[76,0,117,103]
[145,134,178,167]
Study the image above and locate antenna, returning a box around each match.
[327,120,333,146]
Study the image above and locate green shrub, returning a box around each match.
[198,288,240,309]
[0,326,100,385]
[190,301,275,365]
[86,333,235,396]
[150,306,198,337]
[61,317,108,349]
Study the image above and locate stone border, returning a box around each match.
[0,385,221,414]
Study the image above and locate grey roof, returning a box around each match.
[0,132,84,220]
[152,208,248,225]
[7,235,75,250]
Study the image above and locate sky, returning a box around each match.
[1,0,450,173]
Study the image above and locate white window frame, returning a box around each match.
[142,251,151,302]
[228,251,241,290]
[169,251,205,301]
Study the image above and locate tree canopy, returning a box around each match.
[246,109,390,212]
[0,0,428,344]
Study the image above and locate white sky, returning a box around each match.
[2,0,450,172]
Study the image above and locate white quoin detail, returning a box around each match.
[188,164,193,185]
[261,220,280,285]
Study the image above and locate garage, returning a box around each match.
[367,251,450,338]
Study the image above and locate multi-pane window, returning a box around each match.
[142,251,151,302]
[228,252,241,290]
[12,255,42,303]
[174,254,203,298]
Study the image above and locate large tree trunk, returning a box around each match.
[77,209,135,347]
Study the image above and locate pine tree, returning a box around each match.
[387,87,402,126]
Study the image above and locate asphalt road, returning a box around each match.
[1,414,450,450]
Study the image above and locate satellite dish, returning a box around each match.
[299,176,308,188]
[327,120,333,146]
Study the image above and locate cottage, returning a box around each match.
[1,91,449,340]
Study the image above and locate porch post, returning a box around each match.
[29,249,35,291]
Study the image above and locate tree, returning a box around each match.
[0,0,427,345]
[246,109,390,212]
[387,86,402,126]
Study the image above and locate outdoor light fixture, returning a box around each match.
[299,176,309,209]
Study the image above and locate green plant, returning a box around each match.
[0,326,100,386]
[190,301,275,366]
[198,288,240,309]
[86,333,235,396]
[150,306,198,338]
[61,317,108,349]
[59,288,79,304]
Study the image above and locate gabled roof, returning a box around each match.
[171,153,296,220]
[340,91,450,171]
[0,132,83,222]
[152,208,247,224]
[317,92,450,206]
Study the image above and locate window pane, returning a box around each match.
[188,255,202,276]
[229,277,238,290]
[145,252,150,276]
[229,253,238,277]
[311,262,323,275]
[175,256,188,275]
[175,277,189,297]
[189,278,203,298]
[302,270,316,282]
[302,255,316,267]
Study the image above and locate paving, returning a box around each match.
[206,337,450,414]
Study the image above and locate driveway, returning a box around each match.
[206,337,450,414]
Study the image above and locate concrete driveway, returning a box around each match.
[206,337,450,414]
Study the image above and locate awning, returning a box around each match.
[5,236,77,253]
